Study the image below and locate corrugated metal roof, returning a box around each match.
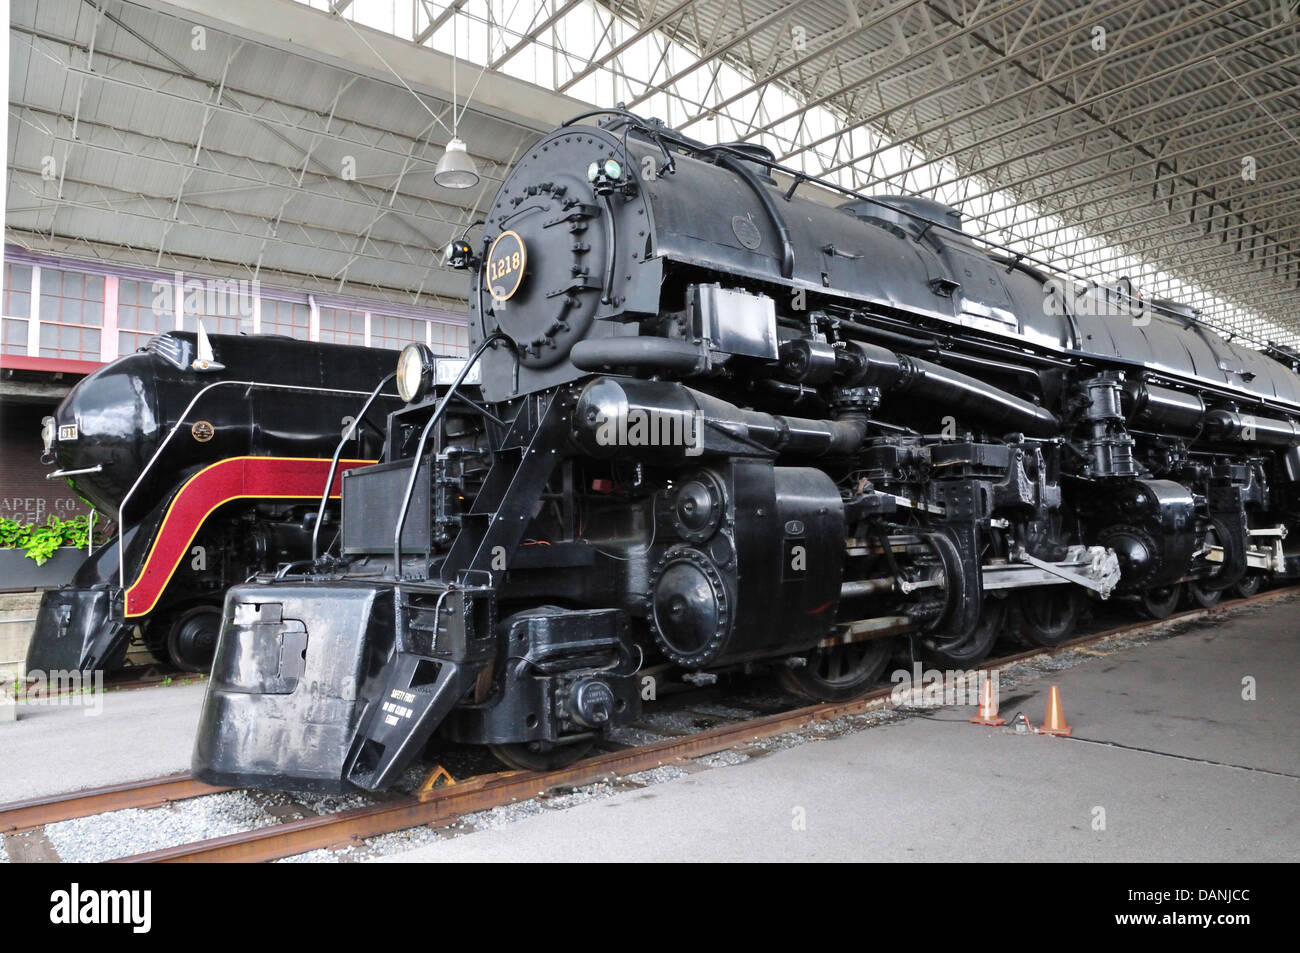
[7,0,545,309]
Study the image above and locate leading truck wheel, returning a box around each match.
[1231,573,1263,599]
[166,605,222,673]
[1184,581,1223,610]
[1136,584,1182,620]
[921,596,1008,668]
[1015,587,1081,647]
[489,739,595,773]
[779,639,894,702]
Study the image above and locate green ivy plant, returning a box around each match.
[0,514,100,565]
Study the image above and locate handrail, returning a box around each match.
[45,464,104,480]
[715,152,795,279]
[117,380,396,590]
[392,333,504,577]
[311,372,396,564]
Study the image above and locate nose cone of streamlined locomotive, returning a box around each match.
[48,350,162,514]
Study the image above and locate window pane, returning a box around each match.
[370,313,433,350]
[36,268,107,360]
[1,317,27,355]
[181,276,254,336]
[260,297,311,340]
[318,306,366,346]
[6,263,32,297]
[8,291,30,319]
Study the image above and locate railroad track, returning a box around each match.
[0,774,228,834]
[2,585,1293,863]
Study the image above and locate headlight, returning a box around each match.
[396,343,433,404]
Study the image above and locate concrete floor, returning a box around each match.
[381,602,1300,862]
[0,682,206,801]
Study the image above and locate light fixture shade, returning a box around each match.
[435,137,479,189]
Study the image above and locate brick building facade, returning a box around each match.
[0,399,88,525]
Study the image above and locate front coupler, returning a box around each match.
[442,606,642,747]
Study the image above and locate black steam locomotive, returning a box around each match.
[194,111,1299,792]
[28,330,397,673]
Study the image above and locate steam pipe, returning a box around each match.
[572,377,868,459]
[1123,381,1205,434]
[571,337,706,374]
[840,341,1059,437]
[714,153,796,278]
[783,339,1060,437]
[1204,409,1300,446]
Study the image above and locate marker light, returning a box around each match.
[441,239,475,270]
[588,156,626,195]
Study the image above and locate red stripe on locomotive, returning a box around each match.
[123,456,372,617]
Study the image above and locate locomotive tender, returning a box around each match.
[28,330,397,674]
[194,111,1300,791]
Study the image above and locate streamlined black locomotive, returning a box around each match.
[28,330,397,673]
[194,111,1300,792]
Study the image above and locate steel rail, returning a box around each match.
[0,773,229,834]
[4,586,1291,858]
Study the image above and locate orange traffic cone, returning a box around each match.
[970,676,1004,726]
[1037,685,1072,736]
